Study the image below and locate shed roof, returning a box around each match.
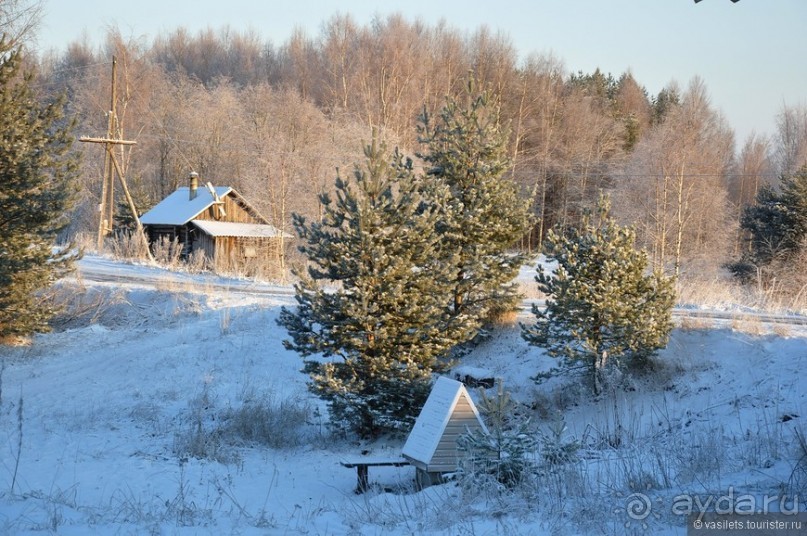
[140,186,233,226]
[192,220,292,239]
[402,377,487,466]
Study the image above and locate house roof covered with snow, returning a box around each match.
[402,377,487,472]
[192,220,292,239]
[140,186,233,226]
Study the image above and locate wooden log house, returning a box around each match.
[140,172,291,276]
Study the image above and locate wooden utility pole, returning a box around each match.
[100,55,117,248]
[80,56,152,261]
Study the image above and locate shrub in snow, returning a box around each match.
[537,418,580,469]
[790,428,807,498]
[173,385,312,463]
[108,230,151,262]
[218,393,311,449]
[151,235,183,267]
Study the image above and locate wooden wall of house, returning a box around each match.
[194,194,265,224]
[146,225,178,243]
[146,225,192,256]
[426,396,485,472]
[196,235,284,278]
[193,232,218,265]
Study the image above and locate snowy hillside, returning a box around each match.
[0,256,805,535]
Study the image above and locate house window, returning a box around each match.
[243,246,257,258]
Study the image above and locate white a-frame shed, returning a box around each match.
[402,377,488,486]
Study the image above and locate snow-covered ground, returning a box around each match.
[0,256,805,535]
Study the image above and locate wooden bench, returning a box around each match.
[340,457,411,493]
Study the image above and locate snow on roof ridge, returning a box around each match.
[140,186,233,226]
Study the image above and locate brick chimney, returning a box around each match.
[189,171,199,200]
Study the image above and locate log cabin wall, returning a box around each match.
[202,235,283,278]
[194,195,263,224]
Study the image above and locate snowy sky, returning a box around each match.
[37,0,807,146]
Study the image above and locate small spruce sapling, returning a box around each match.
[457,379,536,488]
[538,417,580,469]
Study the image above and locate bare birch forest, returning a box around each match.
[32,16,807,299]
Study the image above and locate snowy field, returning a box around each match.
[0,255,806,535]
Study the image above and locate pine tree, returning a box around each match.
[417,82,533,334]
[457,380,536,488]
[522,195,675,395]
[278,137,476,438]
[0,42,78,341]
[733,166,807,276]
[114,178,153,232]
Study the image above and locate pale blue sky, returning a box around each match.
[38,0,807,146]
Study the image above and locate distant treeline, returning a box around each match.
[31,14,807,278]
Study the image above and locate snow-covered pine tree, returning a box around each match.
[278,137,476,438]
[734,165,807,275]
[417,81,532,334]
[521,195,675,395]
[0,41,78,341]
[457,380,536,488]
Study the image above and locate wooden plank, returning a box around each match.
[79,136,137,145]
[340,458,411,494]
[340,457,410,468]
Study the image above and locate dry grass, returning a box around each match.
[71,232,98,255]
[486,308,520,327]
[185,250,210,274]
[730,314,767,336]
[218,252,288,282]
[173,385,313,464]
[772,323,792,338]
[677,274,807,316]
[47,283,131,330]
[0,335,32,347]
[108,231,151,262]
[151,236,183,268]
[677,316,715,331]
